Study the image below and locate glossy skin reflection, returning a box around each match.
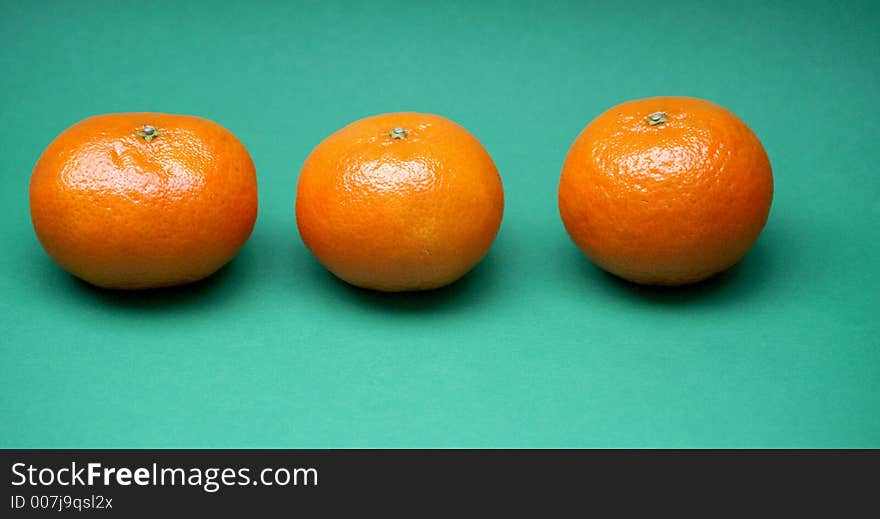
[558,97,773,285]
[296,112,504,292]
[29,113,258,289]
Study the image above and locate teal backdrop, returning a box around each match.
[1,0,878,448]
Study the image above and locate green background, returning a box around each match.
[2,0,878,448]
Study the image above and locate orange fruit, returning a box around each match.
[558,97,773,285]
[296,112,504,292]
[30,113,258,289]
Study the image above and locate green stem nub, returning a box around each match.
[647,112,668,126]
[138,125,159,141]
[389,127,408,139]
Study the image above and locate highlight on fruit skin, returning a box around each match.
[29,113,258,289]
[558,96,774,286]
[295,112,504,292]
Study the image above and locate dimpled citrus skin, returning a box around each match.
[296,112,504,292]
[29,113,258,289]
[558,97,773,285]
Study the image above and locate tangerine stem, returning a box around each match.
[647,112,667,126]
[389,127,408,139]
[138,125,159,141]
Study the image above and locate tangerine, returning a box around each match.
[296,112,504,291]
[558,97,773,285]
[29,113,258,289]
